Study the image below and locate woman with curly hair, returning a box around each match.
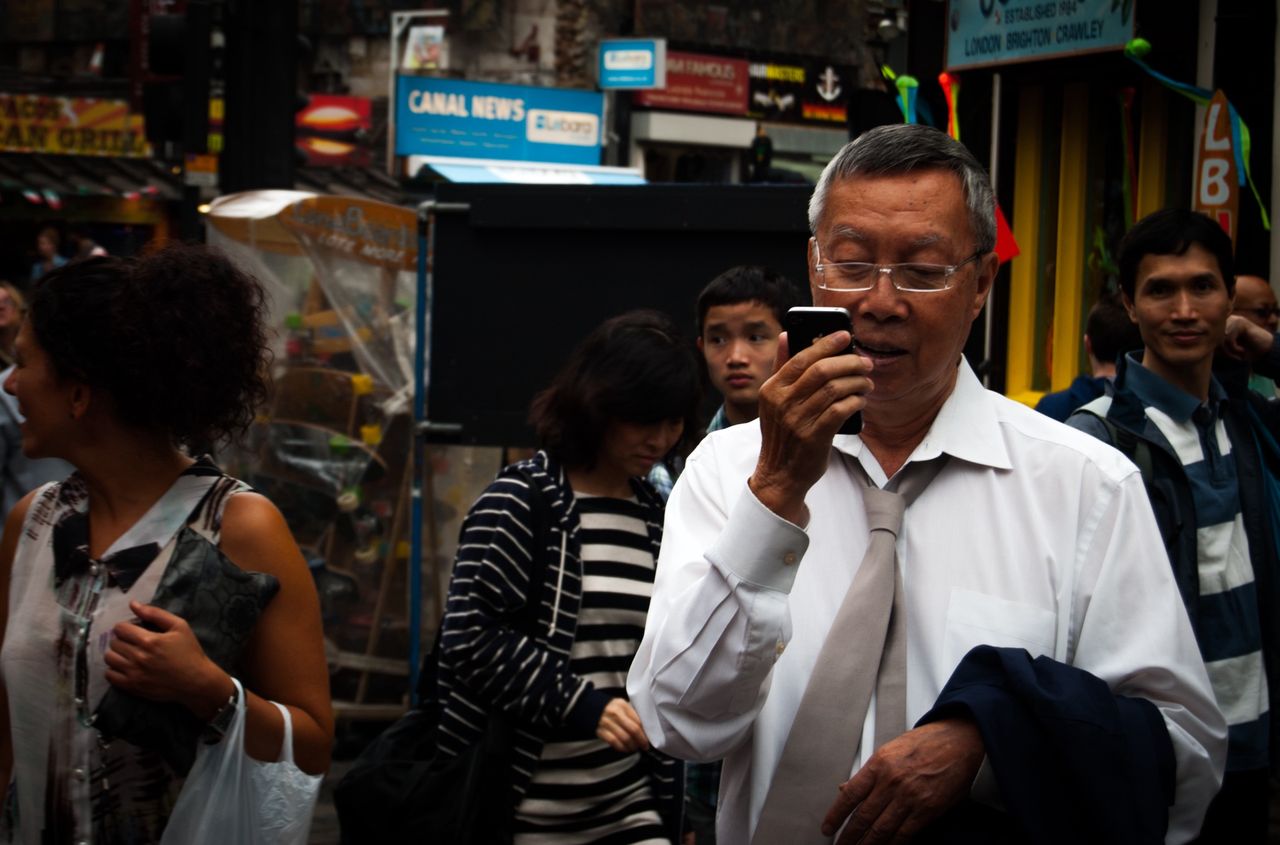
[0,245,332,843]
[433,310,701,844]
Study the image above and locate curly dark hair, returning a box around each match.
[529,310,702,470]
[29,243,271,447]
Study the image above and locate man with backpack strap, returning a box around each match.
[1068,208,1280,844]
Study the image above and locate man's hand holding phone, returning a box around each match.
[749,307,874,526]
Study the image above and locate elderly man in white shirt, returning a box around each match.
[627,124,1226,845]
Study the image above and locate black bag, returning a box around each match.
[95,528,281,776]
[332,705,515,844]
[334,466,551,844]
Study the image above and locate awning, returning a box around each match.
[0,153,415,207]
[204,190,318,254]
[408,155,646,185]
[0,153,183,206]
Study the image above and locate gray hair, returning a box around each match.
[807,124,997,253]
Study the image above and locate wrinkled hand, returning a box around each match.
[750,331,873,525]
[1222,315,1275,361]
[104,600,226,715]
[597,698,649,753]
[822,718,985,845]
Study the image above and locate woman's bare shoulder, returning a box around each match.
[217,492,306,580]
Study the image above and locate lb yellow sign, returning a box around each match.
[0,94,150,157]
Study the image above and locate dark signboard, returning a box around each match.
[747,59,855,127]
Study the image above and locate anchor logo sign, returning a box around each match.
[816,67,842,102]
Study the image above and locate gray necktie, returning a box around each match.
[750,455,947,845]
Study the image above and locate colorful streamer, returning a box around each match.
[1124,37,1270,230]
[881,65,919,125]
[896,75,919,125]
[938,72,961,141]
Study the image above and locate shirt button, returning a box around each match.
[73,696,84,707]
[782,552,797,566]
[71,767,86,781]
[89,563,100,576]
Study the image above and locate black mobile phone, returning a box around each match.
[784,306,863,435]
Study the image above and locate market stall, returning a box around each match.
[207,190,498,719]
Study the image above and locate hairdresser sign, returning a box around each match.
[395,77,603,166]
[946,0,1135,71]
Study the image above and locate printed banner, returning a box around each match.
[395,76,603,165]
[599,39,667,90]
[0,94,149,156]
[279,195,417,272]
[747,60,854,125]
[946,0,1135,71]
[403,25,448,71]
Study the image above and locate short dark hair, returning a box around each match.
[529,310,702,469]
[695,265,803,335]
[810,124,996,253]
[1085,295,1142,364]
[1118,209,1236,301]
[29,244,271,447]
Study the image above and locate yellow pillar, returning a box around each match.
[1051,84,1089,392]
[1135,80,1169,221]
[1006,85,1044,406]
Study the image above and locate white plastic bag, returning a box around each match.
[161,679,323,845]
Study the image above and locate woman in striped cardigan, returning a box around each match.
[436,310,701,844]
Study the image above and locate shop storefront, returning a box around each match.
[921,0,1273,404]
[627,49,851,183]
[0,93,179,281]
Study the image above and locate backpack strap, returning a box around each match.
[1081,410,1155,482]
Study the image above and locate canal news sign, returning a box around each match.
[395,77,604,166]
[946,0,1135,71]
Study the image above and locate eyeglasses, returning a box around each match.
[814,245,984,293]
[1236,306,1280,319]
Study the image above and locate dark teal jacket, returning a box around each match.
[1067,345,1280,771]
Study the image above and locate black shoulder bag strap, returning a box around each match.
[418,464,553,704]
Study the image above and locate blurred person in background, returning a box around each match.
[67,228,108,262]
[1232,274,1279,395]
[29,227,65,283]
[1035,294,1142,422]
[0,282,25,368]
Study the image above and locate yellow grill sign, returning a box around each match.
[0,95,150,157]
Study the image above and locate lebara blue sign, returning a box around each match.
[395,77,604,166]
[946,0,1134,71]
[598,39,667,90]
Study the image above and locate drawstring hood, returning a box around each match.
[549,527,567,636]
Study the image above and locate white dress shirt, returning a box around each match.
[627,361,1226,845]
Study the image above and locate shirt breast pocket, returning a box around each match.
[943,588,1058,670]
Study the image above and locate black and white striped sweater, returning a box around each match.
[434,450,681,834]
